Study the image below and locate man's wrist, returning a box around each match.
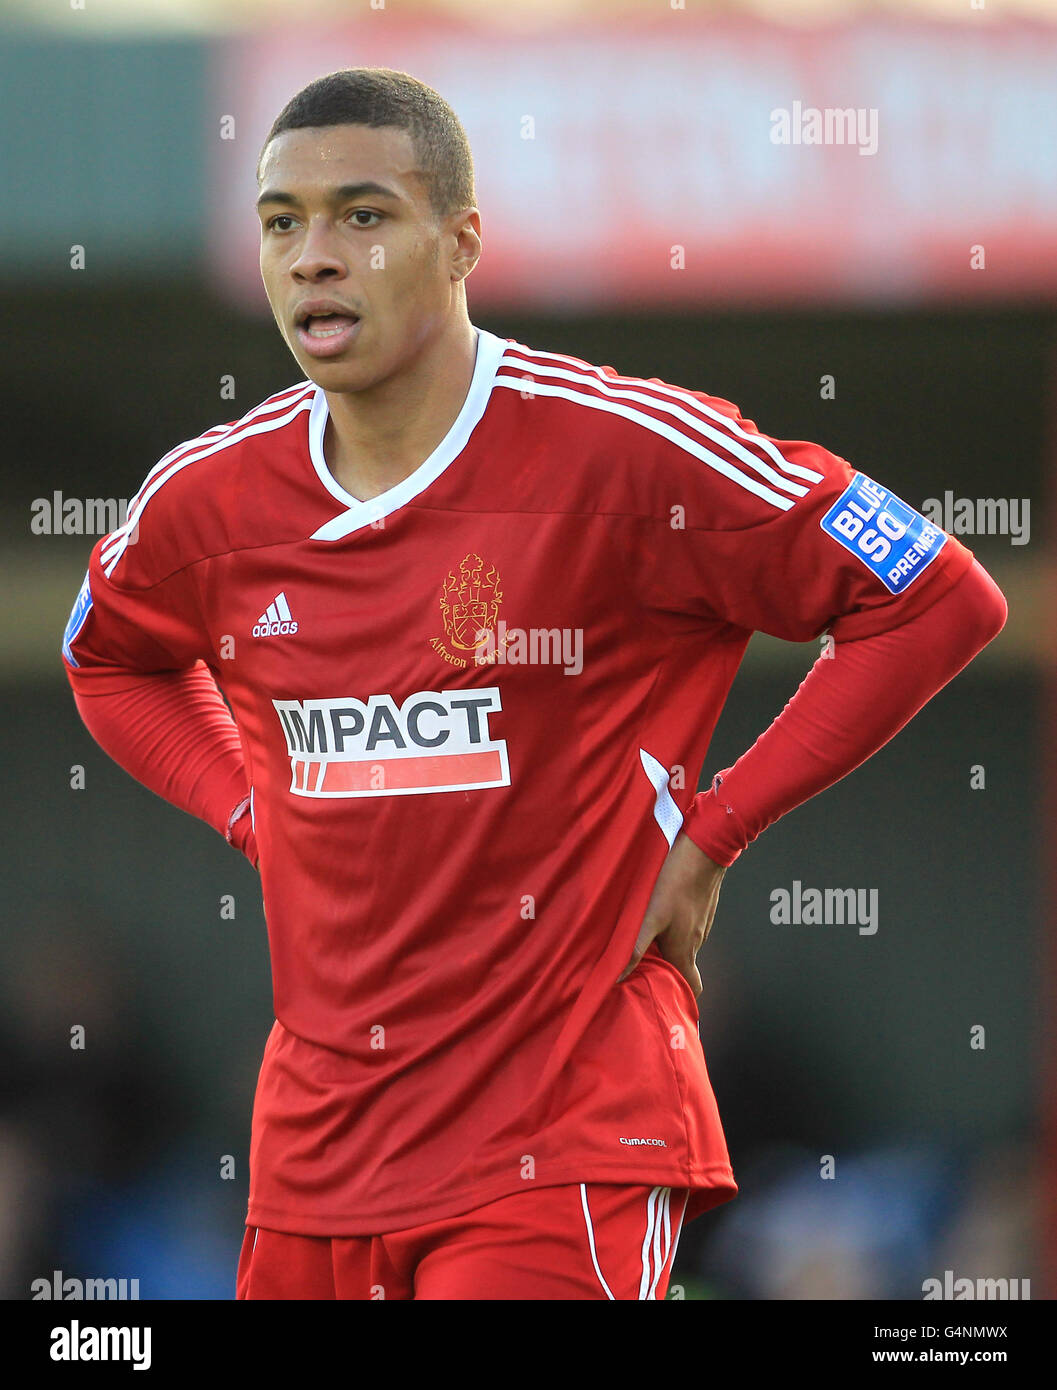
[682,775,747,868]
[225,794,257,865]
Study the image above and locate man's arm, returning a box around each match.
[61,461,259,867]
[67,660,259,867]
[621,557,1007,993]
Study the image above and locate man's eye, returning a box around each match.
[350,210,381,227]
[267,215,297,232]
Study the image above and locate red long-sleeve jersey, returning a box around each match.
[63,328,998,1235]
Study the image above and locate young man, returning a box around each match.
[62,68,1007,1301]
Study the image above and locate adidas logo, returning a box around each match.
[252,592,299,638]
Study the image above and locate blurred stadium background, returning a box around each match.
[1,0,1054,1301]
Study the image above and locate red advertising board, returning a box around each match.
[208,15,1057,310]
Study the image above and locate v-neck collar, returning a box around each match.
[308,326,506,541]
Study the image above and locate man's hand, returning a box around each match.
[618,833,727,997]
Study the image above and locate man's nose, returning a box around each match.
[290,218,346,281]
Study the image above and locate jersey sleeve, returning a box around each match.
[61,489,211,687]
[636,388,976,643]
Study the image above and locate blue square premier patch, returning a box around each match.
[62,571,93,667]
[820,473,947,595]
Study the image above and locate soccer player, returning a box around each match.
[62,68,1007,1301]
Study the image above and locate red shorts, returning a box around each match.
[237,1183,690,1300]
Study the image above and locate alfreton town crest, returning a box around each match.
[431,552,513,669]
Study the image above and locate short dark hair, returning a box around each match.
[259,67,476,217]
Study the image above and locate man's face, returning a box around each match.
[257,124,473,391]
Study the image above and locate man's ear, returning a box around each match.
[450,207,482,282]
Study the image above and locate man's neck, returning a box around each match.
[321,316,479,504]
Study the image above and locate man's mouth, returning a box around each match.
[294,311,362,358]
[303,312,358,338]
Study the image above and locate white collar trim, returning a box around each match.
[308,327,506,541]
